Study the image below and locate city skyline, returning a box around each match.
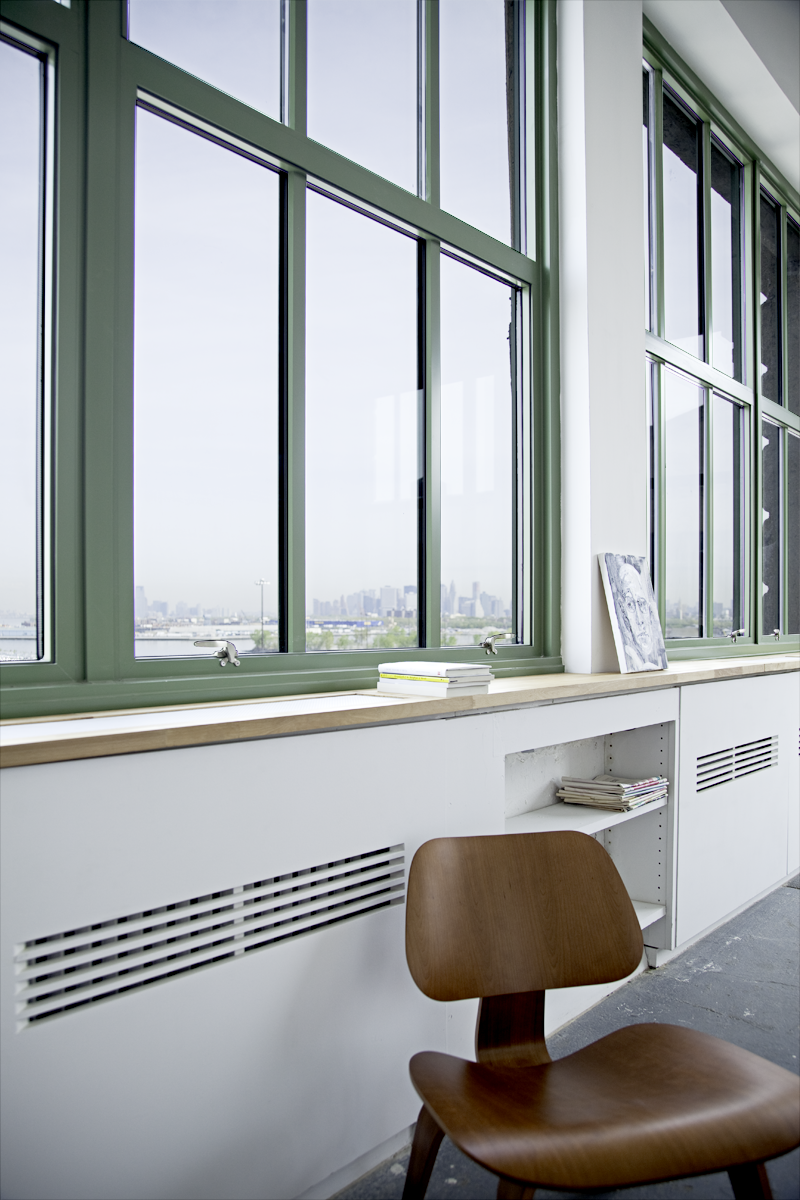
[134,577,509,624]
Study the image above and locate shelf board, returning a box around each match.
[631,899,666,930]
[504,797,667,837]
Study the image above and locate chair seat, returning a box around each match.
[410,1023,800,1190]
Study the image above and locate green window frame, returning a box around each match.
[643,19,800,659]
[0,0,561,719]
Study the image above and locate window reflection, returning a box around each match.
[0,39,43,663]
[133,111,280,659]
[761,421,781,636]
[664,369,703,638]
[710,143,741,380]
[711,395,743,636]
[787,432,799,635]
[787,217,799,417]
[759,193,781,403]
[307,0,417,192]
[440,255,515,638]
[440,0,513,245]
[305,191,419,650]
[663,93,702,359]
[128,0,281,120]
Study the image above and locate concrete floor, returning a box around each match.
[335,878,800,1200]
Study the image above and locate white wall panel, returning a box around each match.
[676,674,795,944]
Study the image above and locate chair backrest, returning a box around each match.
[406,831,643,1001]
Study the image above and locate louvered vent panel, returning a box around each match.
[696,736,778,792]
[696,747,734,791]
[15,845,404,1027]
[734,736,778,777]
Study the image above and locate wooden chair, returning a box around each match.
[403,831,799,1200]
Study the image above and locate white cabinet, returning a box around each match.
[676,673,797,946]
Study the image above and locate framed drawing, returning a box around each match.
[599,553,667,673]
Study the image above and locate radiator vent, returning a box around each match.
[696,736,778,792]
[15,845,405,1027]
[696,747,734,791]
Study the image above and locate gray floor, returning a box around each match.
[335,878,800,1200]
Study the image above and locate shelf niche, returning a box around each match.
[504,723,675,948]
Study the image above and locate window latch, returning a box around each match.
[725,629,746,644]
[479,633,506,655]
[193,639,241,667]
[773,628,781,641]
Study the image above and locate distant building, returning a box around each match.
[134,585,148,622]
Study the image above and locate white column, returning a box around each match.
[558,0,647,673]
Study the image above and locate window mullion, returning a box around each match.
[701,120,712,365]
[653,69,665,340]
[281,0,307,653]
[752,163,765,642]
[283,171,306,654]
[84,1,134,682]
[780,204,789,410]
[423,0,439,209]
[422,238,441,648]
[287,0,306,135]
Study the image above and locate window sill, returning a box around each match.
[1,654,797,769]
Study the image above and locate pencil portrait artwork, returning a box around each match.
[599,553,668,674]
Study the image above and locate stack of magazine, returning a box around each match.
[377,662,494,698]
[555,774,668,813]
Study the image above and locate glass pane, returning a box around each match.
[133,110,280,659]
[759,193,781,403]
[643,69,651,330]
[0,40,42,663]
[711,394,742,636]
[787,217,799,417]
[305,190,418,651]
[663,92,702,358]
[710,143,742,380]
[128,0,281,120]
[761,421,781,636]
[440,254,515,647]
[646,359,656,582]
[307,0,417,192]
[787,432,799,636]
[664,369,703,638]
[440,0,512,245]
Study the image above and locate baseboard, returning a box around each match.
[645,871,798,968]
[296,1123,415,1200]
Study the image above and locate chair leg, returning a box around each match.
[401,1106,445,1200]
[728,1162,773,1200]
[496,1178,536,1199]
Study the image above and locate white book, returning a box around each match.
[376,677,491,698]
[378,661,493,681]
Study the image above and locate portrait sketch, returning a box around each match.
[599,553,667,674]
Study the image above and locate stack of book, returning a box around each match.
[377,661,494,698]
[555,774,668,812]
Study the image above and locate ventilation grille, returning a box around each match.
[697,736,778,792]
[15,845,405,1027]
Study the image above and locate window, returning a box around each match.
[643,39,799,654]
[0,1,557,718]
[0,33,53,666]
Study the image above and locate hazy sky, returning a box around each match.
[129,0,282,119]
[0,40,40,616]
[133,109,281,618]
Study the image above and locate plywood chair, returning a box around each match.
[403,832,799,1200]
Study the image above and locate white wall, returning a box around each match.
[644,0,800,191]
[559,0,648,673]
